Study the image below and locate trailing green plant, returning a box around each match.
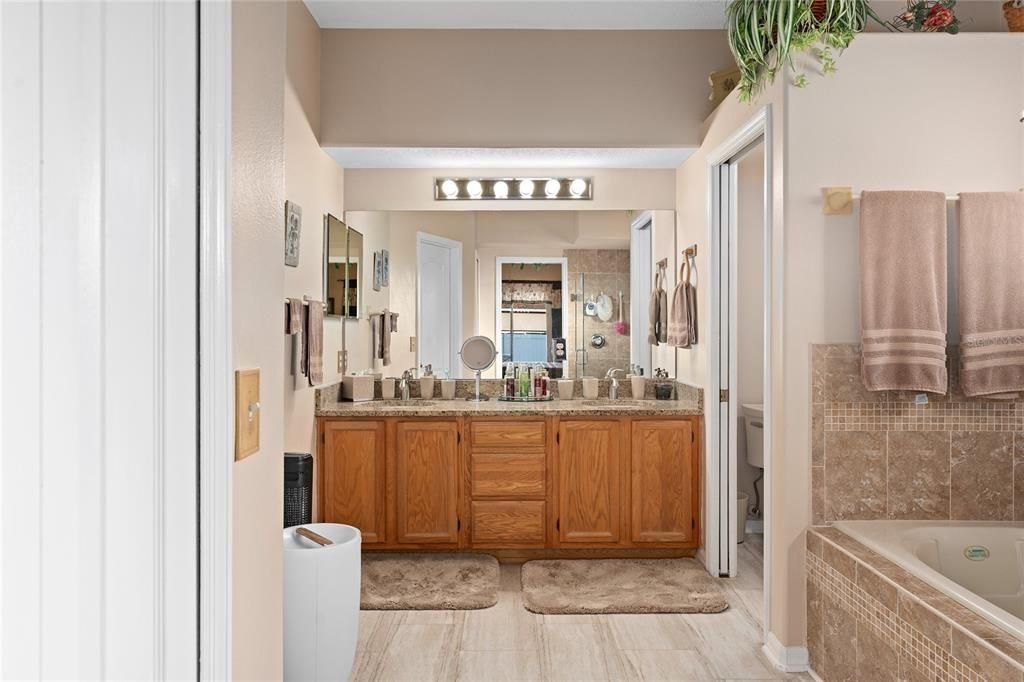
[727,0,886,102]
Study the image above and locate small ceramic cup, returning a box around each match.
[631,376,647,400]
[557,379,575,400]
[440,379,456,400]
[419,376,435,399]
[380,378,396,399]
[581,377,599,400]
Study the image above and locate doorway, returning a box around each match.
[417,232,463,378]
[704,107,774,645]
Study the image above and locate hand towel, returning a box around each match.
[958,192,1024,398]
[369,313,383,360]
[860,191,948,393]
[306,299,324,386]
[381,309,392,367]
[287,298,304,390]
[648,271,668,345]
[668,257,697,348]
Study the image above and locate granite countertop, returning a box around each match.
[316,397,702,418]
[315,377,703,417]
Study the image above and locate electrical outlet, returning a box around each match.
[337,350,347,374]
[409,337,417,352]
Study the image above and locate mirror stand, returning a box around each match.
[466,369,488,402]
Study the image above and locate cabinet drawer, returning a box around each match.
[471,452,546,499]
[471,501,545,545]
[471,420,545,448]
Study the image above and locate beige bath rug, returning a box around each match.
[361,553,499,610]
[521,558,728,615]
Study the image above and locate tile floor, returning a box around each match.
[350,535,811,681]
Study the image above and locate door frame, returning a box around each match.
[494,256,569,370]
[629,212,653,377]
[703,105,776,642]
[416,232,464,377]
[198,1,233,679]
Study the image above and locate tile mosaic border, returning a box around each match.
[807,526,1024,681]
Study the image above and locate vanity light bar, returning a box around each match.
[433,177,593,201]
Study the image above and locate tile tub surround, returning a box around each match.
[565,248,631,379]
[806,526,1024,681]
[810,344,1024,524]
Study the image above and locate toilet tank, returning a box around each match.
[742,403,764,469]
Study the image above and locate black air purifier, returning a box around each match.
[284,452,313,527]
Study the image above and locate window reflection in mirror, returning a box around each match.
[498,260,566,379]
[324,213,363,318]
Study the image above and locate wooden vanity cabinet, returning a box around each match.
[317,414,701,552]
[393,420,460,545]
[319,420,387,545]
[553,419,625,545]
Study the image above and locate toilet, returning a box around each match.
[742,403,764,469]
[741,404,764,538]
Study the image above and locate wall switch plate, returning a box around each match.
[234,368,260,461]
[409,337,417,352]
[337,350,347,374]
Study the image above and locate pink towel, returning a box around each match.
[958,192,1024,398]
[860,191,948,393]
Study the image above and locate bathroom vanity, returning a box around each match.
[315,395,702,555]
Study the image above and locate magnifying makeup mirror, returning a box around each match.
[460,335,497,402]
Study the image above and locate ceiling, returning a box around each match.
[325,147,695,169]
[305,0,728,30]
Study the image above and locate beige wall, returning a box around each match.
[344,168,676,212]
[780,33,1023,644]
[231,1,286,678]
[320,29,734,148]
[283,0,346,457]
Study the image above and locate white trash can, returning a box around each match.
[283,523,361,682]
[736,493,749,544]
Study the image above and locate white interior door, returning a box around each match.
[1,1,199,677]
[417,233,463,377]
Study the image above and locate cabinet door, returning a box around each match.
[321,420,387,544]
[394,420,460,544]
[630,419,696,544]
[556,420,622,544]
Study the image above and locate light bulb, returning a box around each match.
[519,179,535,197]
[545,179,561,197]
[493,180,509,199]
[441,179,458,198]
[467,180,483,198]
[569,178,587,197]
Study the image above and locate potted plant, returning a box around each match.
[1006,0,1024,31]
[727,0,905,101]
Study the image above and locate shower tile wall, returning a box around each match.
[565,249,630,378]
[810,343,1024,525]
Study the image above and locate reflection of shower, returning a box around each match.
[501,306,551,365]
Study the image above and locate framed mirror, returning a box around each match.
[323,214,363,318]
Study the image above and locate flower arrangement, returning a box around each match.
[888,0,960,33]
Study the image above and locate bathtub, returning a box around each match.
[834,520,1024,639]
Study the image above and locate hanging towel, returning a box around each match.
[668,256,697,348]
[287,298,305,390]
[860,191,947,393]
[306,299,324,386]
[369,313,383,361]
[958,192,1024,398]
[381,309,393,367]
[648,271,668,345]
[389,312,399,333]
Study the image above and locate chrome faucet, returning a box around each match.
[606,368,625,400]
[399,368,417,401]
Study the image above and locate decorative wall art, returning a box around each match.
[284,200,301,267]
[381,249,390,287]
[373,250,383,291]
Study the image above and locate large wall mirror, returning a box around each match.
[324,213,364,318]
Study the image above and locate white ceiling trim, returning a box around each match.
[325,147,696,169]
[305,0,728,30]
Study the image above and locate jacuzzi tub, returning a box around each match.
[835,520,1024,640]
